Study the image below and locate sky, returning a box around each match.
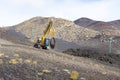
[0,0,120,27]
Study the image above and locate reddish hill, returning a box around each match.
[74,17,95,28]
[109,20,120,29]
[74,17,119,31]
[87,21,117,31]
[74,17,120,36]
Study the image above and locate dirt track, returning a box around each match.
[0,39,120,80]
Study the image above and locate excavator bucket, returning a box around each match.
[50,37,55,49]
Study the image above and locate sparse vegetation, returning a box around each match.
[0,52,80,80]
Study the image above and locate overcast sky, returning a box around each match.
[0,0,120,26]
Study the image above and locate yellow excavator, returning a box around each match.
[34,19,55,49]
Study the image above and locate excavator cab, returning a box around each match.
[34,19,55,49]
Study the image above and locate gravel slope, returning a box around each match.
[0,38,120,80]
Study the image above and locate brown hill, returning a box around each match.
[74,17,96,28]
[74,17,120,36]
[109,20,120,29]
[10,16,100,43]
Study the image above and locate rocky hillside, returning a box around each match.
[9,16,100,43]
[0,28,32,45]
[74,17,120,36]
[109,20,120,29]
[0,37,119,80]
[1,17,120,53]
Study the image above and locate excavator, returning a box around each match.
[34,19,55,49]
